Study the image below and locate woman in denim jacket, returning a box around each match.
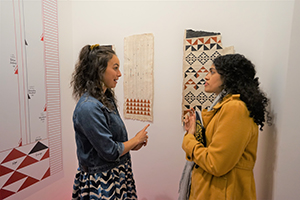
[71,44,149,199]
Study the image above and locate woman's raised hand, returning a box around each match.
[132,124,150,151]
[183,108,196,135]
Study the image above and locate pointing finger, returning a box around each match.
[143,124,150,131]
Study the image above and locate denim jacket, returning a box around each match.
[73,93,130,173]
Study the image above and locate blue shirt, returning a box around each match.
[73,93,130,173]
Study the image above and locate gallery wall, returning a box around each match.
[272,0,300,199]
[23,0,299,200]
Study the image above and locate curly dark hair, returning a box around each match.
[70,44,116,110]
[213,54,270,130]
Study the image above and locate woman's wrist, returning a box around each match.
[188,131,195,135]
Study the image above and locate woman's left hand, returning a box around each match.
[131,124,149,151]
[183,108,196,135]
[132,142,146,151]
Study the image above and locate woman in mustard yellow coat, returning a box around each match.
[182,54,270,200]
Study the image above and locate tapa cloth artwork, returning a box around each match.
[182,29,234,118]
[123,33,154,122]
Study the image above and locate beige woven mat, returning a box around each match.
[123,33,154,122]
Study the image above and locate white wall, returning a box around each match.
[24,0,299,200]
[273,0,300,199]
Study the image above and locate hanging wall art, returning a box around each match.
[123,33,154,122]
[0,1,63,199]
[182,29,235,117]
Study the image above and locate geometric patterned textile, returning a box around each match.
[123,33,154,122]
[0,141,50,200]
[0,0,62,199]
[72,159,137,199]
[182,29,234,118]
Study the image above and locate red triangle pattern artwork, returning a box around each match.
[0,165,14,176]
[41,168,51,180]
[205,38,211,44]
[184,79,196,90]
[199,67,208,73]
[1,149,26,164]
[0,141,52,199]
[0,188,15,199]
[41,149,50,160]
[211,37,218,43]
[18,176,39,192]
[125,99,151,116]
[17,156,38,170]
[3,171,27,187]
[40,33,44,41]
[18,138,22,147]
[186,37,222,45]
[14,66,18,75]
[185,36,222,52]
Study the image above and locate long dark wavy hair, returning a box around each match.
[213,54,270,130]
[70,44,116,110]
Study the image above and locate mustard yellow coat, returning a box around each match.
[182,94,258,200]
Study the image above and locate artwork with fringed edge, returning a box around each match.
[182,29,235,118]
[123,33,154,122]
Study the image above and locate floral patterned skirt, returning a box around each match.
[72,159,137,200]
